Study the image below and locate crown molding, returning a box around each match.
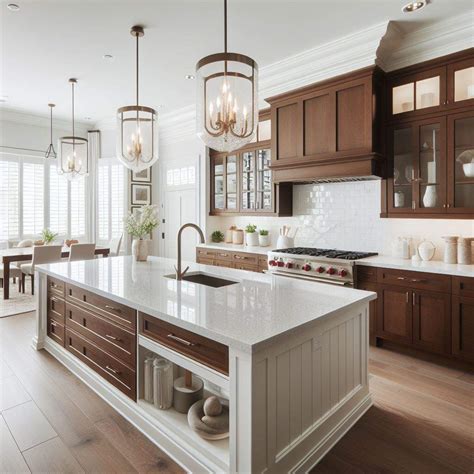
[0,106,89,131]
[378,13,474,72]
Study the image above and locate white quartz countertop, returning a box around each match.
[197,242,271,256]
[357,255,474,278]
[37,256,375,353]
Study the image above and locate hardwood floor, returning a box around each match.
[1,312,472,473]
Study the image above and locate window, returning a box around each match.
[0,152,90,241]
[97,158,126,244]
[166,165,196,187]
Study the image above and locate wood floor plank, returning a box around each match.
[23,437,85,474]
[0,374,32,411]
[0,414,30,474]
[2,401,57,451]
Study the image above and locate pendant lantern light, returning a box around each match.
[58,79,89,180]
[44,103,57,159]
[116,25,158,172]
[196,0,258,152]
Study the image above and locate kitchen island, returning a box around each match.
[34,256,376,473]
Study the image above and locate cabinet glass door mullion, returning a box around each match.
[225,155,238,211]
[241,151,255,211]
[256,148,272,212]
[213,156,225,211]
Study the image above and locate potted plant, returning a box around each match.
[211,230,225,243]
[124,205,159,261]
[41,228,58,245]
[259,229,270,247]
[245,224,258,246]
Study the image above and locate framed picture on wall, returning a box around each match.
[131,184,151,205]
[131,168,152,183]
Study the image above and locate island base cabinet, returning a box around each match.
[452,296,474,362]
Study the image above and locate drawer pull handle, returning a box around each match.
[105,305,121,313]
[50,320,57,327]
[411,278,426,283]
[105,334,122,342]
[167,333,195,347]
[50,296,59,303]
[397,277,407,281]
[105,365,121,375]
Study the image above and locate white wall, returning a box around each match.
[208,180,474,261]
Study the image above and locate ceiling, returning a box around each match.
[1,0,472,124]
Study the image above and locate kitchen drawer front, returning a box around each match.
[196,256,214,265]
[356,265,377,284]
[233,262,259,272]
[214,260,233,268]
[232,252,259,265]
[452,276,474,299]
[65,328,136,400]
[377,268,451,293]
[66,283,136,331]
[258,256,268,272]
[65,302,136,368]
[197,248,232,262]
[47,317,65,347]
[47,276,65,298]
[140,313,229,375]
[48,294,65,324]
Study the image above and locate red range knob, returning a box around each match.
[302,264,312,271]
[285,262,294,269]
[317,266,325,273]
[339,269,348,277]
[269,260,277,266]
[277,260,285,267]
[327,267,337,275]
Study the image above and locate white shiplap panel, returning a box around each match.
[312,346,322,422]
[345,318,355,392]
[338,323,347,402]
[289,345,302,442]
[253,359,268,473]
[321,331,330,415]
[276,351,290,453]
[354,314,361,387]
[329,327,339,408]
[301,340,313,433]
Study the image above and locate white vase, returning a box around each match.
[418,240,436,261]
[258,234,270,247]
[394,191,405,208]
[245,232,259,246]
[423,185,437,208]
[132,239,150,262]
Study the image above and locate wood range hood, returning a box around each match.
[266,66,385,184]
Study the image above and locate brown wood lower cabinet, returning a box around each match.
[357,266,472,362]
[196,247,267,273]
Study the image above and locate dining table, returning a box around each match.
[1,246,110,299]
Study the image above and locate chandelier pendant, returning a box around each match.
[45,103,57,159]
[196,0,258,152]
[57,79,89,180]
[116,26,158,172]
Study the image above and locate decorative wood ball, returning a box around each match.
[203,396,222,417]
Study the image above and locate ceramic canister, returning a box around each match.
[232,229,244,245]
[458,237,474,265]
[442,236,459,264]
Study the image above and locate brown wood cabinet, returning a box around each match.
[356,266,471,361]
[266,66,385,182]
[382,49,474,219]
[196,247,267,273]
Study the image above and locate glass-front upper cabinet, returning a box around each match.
[241,151,255,210]
[226,155,238,210]
[448,59,474,108]
[213,155,225,210]
[390,67,446,117]
[256,149,272,211]
[390,125,414,211]
[448,111,474,213]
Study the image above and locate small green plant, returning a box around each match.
[245,224,257,234]
[41,228,58,244]
[124,205,159,239]
[211,230,225,243]
[259,229,269,236]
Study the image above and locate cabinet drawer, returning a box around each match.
[356,265,377,283]
[66,283,136,331]
[47,317,65,347]
[377,268,450,293]
[258,256,268,272]
[48,295,65,324]
[232,252,259,265]
[66,302,136,368]
[197,248,232,262]
[452,276,474,299]
[214,260,233,268]
[233,262,259,272]
[140,313,229,375]
[65,328,136,400]
[197,257,214,266]
[47,276,65,298]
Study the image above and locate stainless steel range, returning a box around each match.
[267,247,378,286]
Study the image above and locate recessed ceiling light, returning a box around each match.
[7,3,20,11]
[402,1,426,13]
[185,74,195,80]
[103,54,114,61]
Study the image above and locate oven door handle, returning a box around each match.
[270,270,352,286]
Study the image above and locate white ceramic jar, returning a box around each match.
[245,232,259,246]
[418,240,436,261]
[458,237,474,265]
[442,236,458,264]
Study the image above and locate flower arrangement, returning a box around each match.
[41,228,58,245]
[124,205,159,240]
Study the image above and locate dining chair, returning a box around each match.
[14,239,34,271]
[0,264,22,293]
[108,234,123,256]
[68,243,96,262]
[20,245,62,295]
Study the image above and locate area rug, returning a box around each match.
[0,279,35,318]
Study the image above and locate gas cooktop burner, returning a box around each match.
[273,247,378,260]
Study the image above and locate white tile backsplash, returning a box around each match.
[208,180,474,260]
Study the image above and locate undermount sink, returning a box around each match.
[164,272,238,288]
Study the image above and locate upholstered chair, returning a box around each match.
[68,243,96,262]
